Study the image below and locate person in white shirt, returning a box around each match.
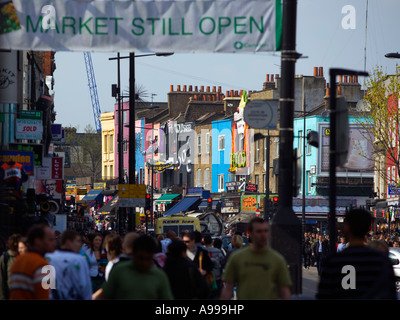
[45,230,92,300]
[337,237,347,252]
[103,233,122,281]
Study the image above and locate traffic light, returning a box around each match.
[207,198,212,211]
[271,196,279,219]
[263,197,272,221]
[145,193,151,212]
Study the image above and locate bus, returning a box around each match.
[155,214,201,236]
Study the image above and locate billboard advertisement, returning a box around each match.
[318,122,374,177]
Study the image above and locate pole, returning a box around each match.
[264,133,270,221]
[128,52,136,232]
[270,0,302,295]
[328,68,368,253]
[117,52,124,235]
[302,111,306,235]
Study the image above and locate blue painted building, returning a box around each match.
[211,119,232,193]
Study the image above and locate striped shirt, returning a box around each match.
[316,246,397,299]
[9,251,50,300]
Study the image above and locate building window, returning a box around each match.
[104,166,108,179]
[123,110,128,124]
[274,137,279,156]
[218,135,225,151]
[299,130,303,155]
[206,133,210,154]
[197,134,201,156]
[109,134,113,152]
[204,168,210,190]
[196,169,202,187]
[218,174,224,192]
[255,139,260,163]
[110,165,113,178]
[263,174,267,193]
[307,129,311,154]
[104,135,108,153]
[140,167,144,184]
[123,139,127,152]
[255,174,259,186]
[307,171,312,194]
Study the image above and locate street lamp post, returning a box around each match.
[270,0,303,295]
[110,51,173,232]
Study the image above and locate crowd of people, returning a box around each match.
[0,217,293,300]
[2,207,400,300]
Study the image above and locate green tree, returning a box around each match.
[353,65,400,191]
[65,124,102,184]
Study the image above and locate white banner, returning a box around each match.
[0,0,282,53]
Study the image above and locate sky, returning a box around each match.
[53,0,400,132]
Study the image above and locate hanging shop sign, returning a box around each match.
[0,0,282,53]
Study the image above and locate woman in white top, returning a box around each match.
[103,232,122,281]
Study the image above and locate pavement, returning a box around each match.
[291,266,319,300]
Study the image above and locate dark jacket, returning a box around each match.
[163,256,209,299]
[313,239,330,258]
[192,246,214,274]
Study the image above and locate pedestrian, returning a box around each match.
[17,237,28,255]
[182,232,214,279]
[103,232,122,281]
[203,235,224,298]
[312,234,329,275]
[316,208,397,299]
[221,234,243,270]
[337,236,347,252]
[163,239,209,299]
[220,217,292,300]
[302,236,312,269]
[94,234,173,299]
[85,232,107,292]
[160,230,177,254]
[0,233,21,300]
[118,232,139,263]
[45,230,92,300]
[9,224,57,299]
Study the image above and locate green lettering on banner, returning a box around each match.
[26,15,43,32]
[147,18,160,35]
[250,16,264,33]
[168,18,179,35]
[110,17,123,35]
[79,17,93,34]
[95,17,108,35]
[132,18,144,35]
[199,17,215,35]
[218,17,231,34]
[181,18,192,35]
[62,17,76,34]
[234,16,246,34]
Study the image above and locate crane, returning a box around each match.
[83,52,102,133]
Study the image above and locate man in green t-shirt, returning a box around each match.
[95,234,173,300]
[220,217,292,300]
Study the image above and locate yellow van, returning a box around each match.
[156,215,200,236]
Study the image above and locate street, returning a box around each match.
[292,267,319,300]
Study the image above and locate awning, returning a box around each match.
[164,196,201,216]
[98,195,119,214]
[81,190,103,202]
[155,194,181,204]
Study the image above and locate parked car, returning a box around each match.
[388,247,400,292]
